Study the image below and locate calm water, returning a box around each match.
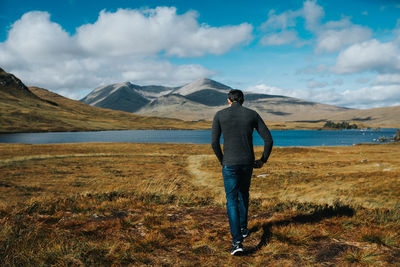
[0,129,397,147]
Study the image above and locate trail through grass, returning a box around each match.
[0,142,399,265]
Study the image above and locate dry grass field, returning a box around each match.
[1,142,400,266]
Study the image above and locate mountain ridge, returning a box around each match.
[81,78,352,122]
[0,68,210,133]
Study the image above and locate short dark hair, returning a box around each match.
[228,89,244,104]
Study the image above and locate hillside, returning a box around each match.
[327,105,400,128]
[0,68,209,133]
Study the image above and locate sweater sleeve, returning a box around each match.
[255,114,273,163]
[211,113,223,165]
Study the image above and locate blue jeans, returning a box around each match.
[222,164,253,243]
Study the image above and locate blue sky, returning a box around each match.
[1,0,400,108]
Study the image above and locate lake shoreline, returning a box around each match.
[0,128,398,146]
[2,120,398,134]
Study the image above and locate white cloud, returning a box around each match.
[315,26,372,53]
[261,0,323,33]
[76,7,253,57]
[119,60,214,85]
[245,84,307,99]
[259,1,371,53]
[374,73,400,85]
[324,17,352,29]
[246,83,400,109]
[0,11,78,68]
[0,8,251,99]
[260,9,300,31]
[260,30,298,46]
[302,0,324,32]
[332,39,400,74]
[338,85,400,108]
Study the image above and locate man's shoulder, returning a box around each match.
[241,105,260,117]
[214,106,231,117]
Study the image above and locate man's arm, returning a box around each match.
[254,114,273,167]
[211,114,223,165]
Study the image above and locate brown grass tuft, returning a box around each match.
[0,142,399,265]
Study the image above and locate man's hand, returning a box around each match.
[253,159,264,169]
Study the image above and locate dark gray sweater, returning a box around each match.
[211,102,273,166]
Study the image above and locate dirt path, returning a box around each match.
[186,154,226,204]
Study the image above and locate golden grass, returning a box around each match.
[0,87,211,133]
[0,142,399,265]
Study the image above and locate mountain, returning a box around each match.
[81,78,400,127]
[137,78,350,121]
[327,105,400,128]
[0,68,210,133]
[0,67,51,103]
[81,82,174,112]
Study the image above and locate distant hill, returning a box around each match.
[82,78,352,122]
[0,67,43,100]
[0,68,209,133]
[327,105,400,128]
[81,82,175,112]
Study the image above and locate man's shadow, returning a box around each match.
[243,203,355,255]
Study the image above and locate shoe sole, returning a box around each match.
[231,248,243,255]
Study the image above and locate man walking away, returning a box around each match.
[211,89,273,255]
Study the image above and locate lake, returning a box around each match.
[0,128,397,147]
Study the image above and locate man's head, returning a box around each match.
[228,89,244,105]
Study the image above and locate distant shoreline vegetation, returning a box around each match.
[323,121,358,130]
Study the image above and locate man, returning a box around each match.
[211,89,273,255]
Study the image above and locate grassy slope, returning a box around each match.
[0,86,210,133]
[0,86,330,132]
[0,142,399,265]
[329,105,400,128]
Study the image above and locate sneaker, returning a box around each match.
[230,242,243,255]
[241,228,250,238]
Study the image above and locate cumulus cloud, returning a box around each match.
[245,83,400,109]
[332,39,400,74]
[0,11,78,68]
[260,9,300,31]
[302,0,324,32]
[374,73,400,85]
[315,26,372,53]
[0,8,252,98]
[260,30,298,46]
[244,84,288,100]
[76,7,252,57]
[259,1,371,53]
[337,85,400,108]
